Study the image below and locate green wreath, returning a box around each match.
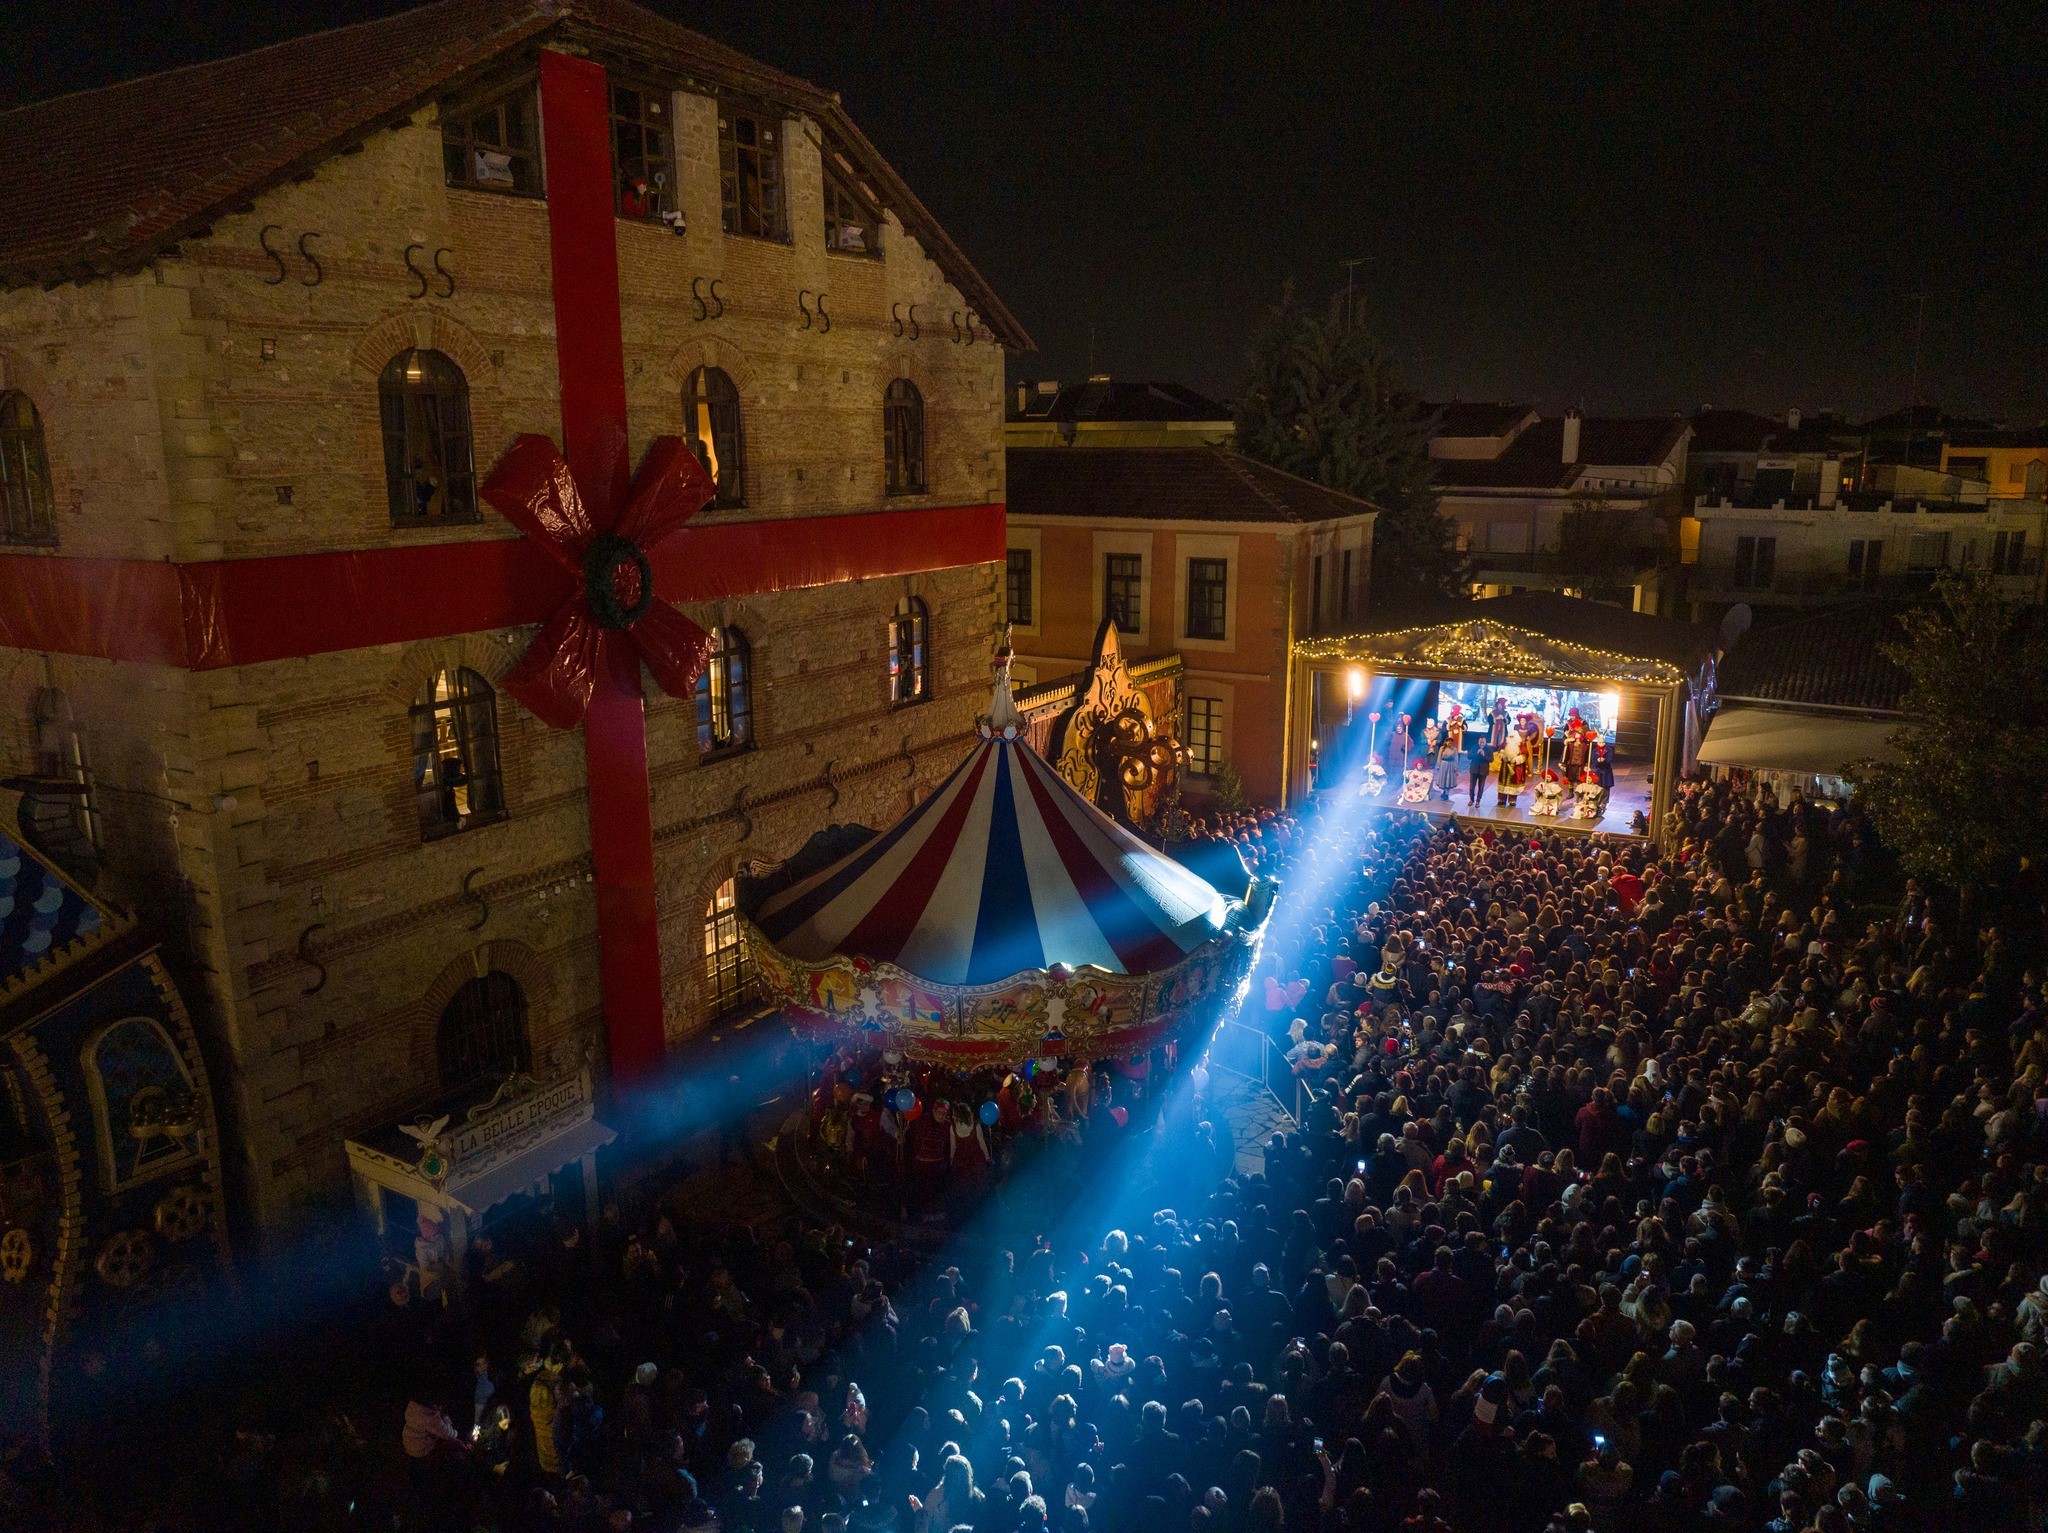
[583,531,655,630]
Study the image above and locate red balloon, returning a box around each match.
[1110,1107,1129,1127]
[903,1101,923,1123]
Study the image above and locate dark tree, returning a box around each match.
[1858,574,2048,899]
[1235,290,1464,607]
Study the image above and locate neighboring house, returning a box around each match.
[1006,376,1235,448]
[0,0,1024,1228]
[1689,460,2044,616]
[1005,446,1378,806]
[1699,604,1910,801]
[1426,405,1691,612]
[1941,427,2048,500]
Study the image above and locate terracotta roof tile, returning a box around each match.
[0,0,1030,347]
[1717,603,1912,713]
[1006,446,1381,525]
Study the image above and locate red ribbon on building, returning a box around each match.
[0,50,1005,1086]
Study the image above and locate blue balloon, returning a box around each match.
[979,1101,1000,1127]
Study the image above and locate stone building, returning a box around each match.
[0,0,1028,1232]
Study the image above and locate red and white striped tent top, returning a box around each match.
[752,727,1229,987]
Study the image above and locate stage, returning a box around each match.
[1358,761,1653,837]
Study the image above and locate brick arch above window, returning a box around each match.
[660,337,759,399]
[348,308,491,384]
[381,632,518,707]
[410,938,558,1085]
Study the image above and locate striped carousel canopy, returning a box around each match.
[752,701,1230,987]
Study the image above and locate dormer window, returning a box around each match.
[443,86,542,196]
[824,159,882,258]
[719,109,787,241]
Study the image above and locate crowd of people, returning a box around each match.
[56,773,2048,1533]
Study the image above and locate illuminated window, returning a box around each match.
[883,378,926,495]
[610,82,674,222]
[437,973,531,1092]
[1186,697,1223,777]
[683,366,745,508]
[695,626,753,757]
[719,109,787,240]
[441,86,542,196]
[1104,553,1143,633]
[704,879,758,1020]
[0,390,55,546]
[1006,548,1034,625]
[889,596,929,705]
[824,161,882,257]
[1186,557,1227,640]
[412,668,505,841]
[380,349,476,526]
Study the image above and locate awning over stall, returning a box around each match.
[1697,707,1900,775]
[445,1113,615,1218]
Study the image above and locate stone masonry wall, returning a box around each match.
[0,89,1007,1231]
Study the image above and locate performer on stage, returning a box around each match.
[1466,729,1492,808]
[1433,705,1466,801]
[1532,768,1565,816]
[1592,734,1615,791]
[1495,729,1524,807]
[1574,770,1609,821]
[1391,713,1413,775]
[1561,709,1591,785]
[1488,696,1510,754]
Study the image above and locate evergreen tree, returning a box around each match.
[1235,289,1465,606]
[1858,574,2048,899]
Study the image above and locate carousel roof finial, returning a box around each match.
[983,623,1020,736]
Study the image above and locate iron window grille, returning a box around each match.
[883,378,927,495]
[0,391,55,546]
[704,878,760,1019]
[412,667,506,841]
[889,597,929,705]
[695,626,753,757]
[380,349,477,526]
[436,972,532,1091]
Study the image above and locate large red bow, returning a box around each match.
[481,428,717,730]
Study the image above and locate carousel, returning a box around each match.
[738,637,1274,1073]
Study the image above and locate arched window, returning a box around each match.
[0,390,56,546]
[683,365,745,507]
[412,667,505,840]
[703,878,758,1020]
[883,378,926,496]
[888,596,928,706]
[436,972,532,1092]
[694,625,752,757]
[379,349,477,525]
[82,1017,202,1193]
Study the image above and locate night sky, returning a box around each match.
[9,1,2044,422]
